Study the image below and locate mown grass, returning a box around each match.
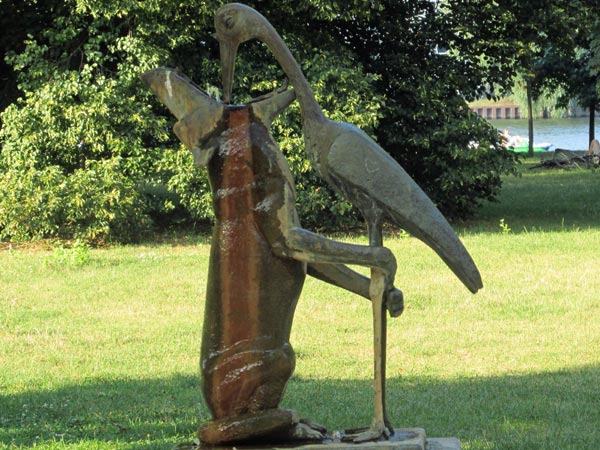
[462,157,600,232]
[1,159,600,449]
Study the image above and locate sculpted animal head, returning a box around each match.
[142,68,224,166]
[142,67,296,166]
[214,3,269,47]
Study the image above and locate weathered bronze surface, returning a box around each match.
[142,69,405,445]
[144,3,482,444]
[214,3,483,442]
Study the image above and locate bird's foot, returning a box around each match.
[384,416,395,436]
[352,429,388,443]
[342,420,393,443]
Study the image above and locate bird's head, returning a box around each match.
[215,3,270,103]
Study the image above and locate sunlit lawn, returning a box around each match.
[1,159,600,449]
[462,157,600,232]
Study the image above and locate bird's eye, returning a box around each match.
[224,16,234,29]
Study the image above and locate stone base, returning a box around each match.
[426,437,461,450]
[172,429,460,450]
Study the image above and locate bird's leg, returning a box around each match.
[367,220,394,413]
[257,186,398,441]
[353,221,394,443]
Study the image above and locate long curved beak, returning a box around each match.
[412,218,483,294]
[351,147,484,294]
[219,39,239,104]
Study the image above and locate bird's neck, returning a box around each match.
[260,24,326,125]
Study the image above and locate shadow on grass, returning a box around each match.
[2,365,600,449]
[0,375,203,449]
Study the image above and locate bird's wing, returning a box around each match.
[327,129,483,293]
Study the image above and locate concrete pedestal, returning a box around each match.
[173,428,460,450]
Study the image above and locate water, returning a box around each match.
[492,117,599,151]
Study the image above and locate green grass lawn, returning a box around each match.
[1,160,600,449]
[462,157,600,232]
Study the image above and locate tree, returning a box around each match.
[1,0,520,242]
[536,1,600,145]
[319,0,518,217]
[443,0,581,156]
[0,0,65,119]
[0,0,224,242]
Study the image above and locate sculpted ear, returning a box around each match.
[173,116,196,151]
[174,110,222,167]
[251,88,296,126]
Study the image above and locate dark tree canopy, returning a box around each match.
[10,0,587,242]
[0,0,66,117]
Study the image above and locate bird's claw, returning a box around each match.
[299,417,327,435]
[353,429,387,443]
[346,423,393,443]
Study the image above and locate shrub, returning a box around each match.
[0,158,150,244]
[0,0,519,242]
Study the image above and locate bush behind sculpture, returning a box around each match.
[0,0,517,243]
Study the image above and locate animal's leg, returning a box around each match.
[256,166,400,298]
[307,263,404,317]
[281,227,397,279]
[200,408,325,444]
[265,215,400,441]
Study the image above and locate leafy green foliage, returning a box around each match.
[0,0,65,116]
[533,2,600,141]
[0,158,150,243]
[443,1,600,146]
[0,0,220,242]
[0,0,522,241]
[46,240,91,268]
[313,0,519,218]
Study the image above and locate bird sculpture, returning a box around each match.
[214,3,483,442]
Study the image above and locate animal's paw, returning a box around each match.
[289,418,327,441]
[385,287,404,317]
[300,417,327,434]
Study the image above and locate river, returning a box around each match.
[491,117,599,151]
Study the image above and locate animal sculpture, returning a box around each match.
[142,68,404,444]
[214,3,484,441]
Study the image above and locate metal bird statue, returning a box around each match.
[214,3,483,442]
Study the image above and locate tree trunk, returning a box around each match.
[589,101,595,145]
[527,78,534,157]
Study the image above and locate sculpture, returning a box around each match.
[142,68,405,445]
[214,3,483,442]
